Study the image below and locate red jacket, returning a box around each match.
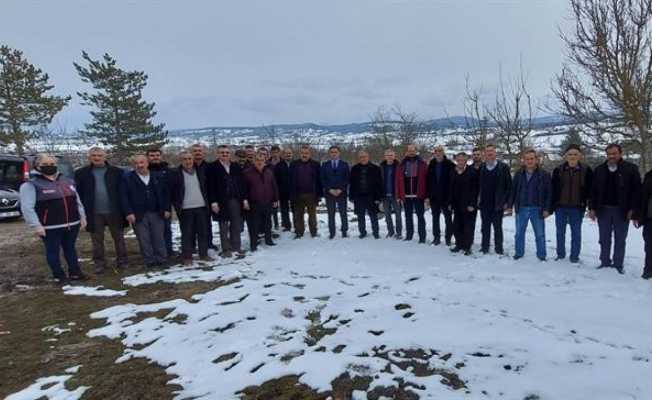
[243,166,279,204]
[395,157,428,200]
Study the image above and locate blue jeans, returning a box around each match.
[42,225,81,279]
[555,207,583,261]
[514,207,546,260]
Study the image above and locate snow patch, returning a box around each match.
[5,367,88,400]
[62,285,127,297]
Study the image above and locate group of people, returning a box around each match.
[18,141,652,284]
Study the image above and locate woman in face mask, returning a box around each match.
[19,154,87,284]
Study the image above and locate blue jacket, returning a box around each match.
[320,159,350,194]
[120,170,171,222]
[509,167,552,213]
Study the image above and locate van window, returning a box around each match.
[0,161,23,189]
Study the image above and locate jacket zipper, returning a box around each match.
[58,180,71,228]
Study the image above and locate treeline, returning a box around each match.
[0,48,167,159]
[0,0,651,171]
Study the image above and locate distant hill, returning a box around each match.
[169,115,572,138]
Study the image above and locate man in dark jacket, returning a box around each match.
[147,148,176,257]
[320,145,350,239]
[243,154,279,251]
[350,151,383,239]
[509,149,552,261]
[191,143,217,250]
[274,148,293,231]
[589,143,642,273]
[269,145,282,230]
[551,144,593,264]
[426,145,455,245]
[449,152,480,255]
[471,147,484,171]
[639,169,652,279]
[74,147,128,273]
[207,145,246,258]
[397,144,428,243]
[121,154,171,268]
[478,144,512,255]
[170,151,212,265]
[289,145,322,239]
[380,149,402,239]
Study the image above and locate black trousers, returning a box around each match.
[325,193,348,236]
[431,201,453,242]
[247,202,273,250]
[404,198,426,241]
[219,199,243,253]
[179,207,209,259]
[353,196,379,236]
[452,207,477,251]
[279,198,292,230]
[207,211,215,247]
[272,207,279,229]
[644,223,652,277]
[480,207,504,254]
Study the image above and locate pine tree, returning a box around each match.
[557,127,584,156]
[74,51,167,159]
[0,45,70,154]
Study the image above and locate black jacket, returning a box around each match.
[169,166,209,214]
[74,163,126,232]
[449,167,480,210]
[551,162,593,211]
[639,170,652,225]
[120,171,171,222]
[590,159,641,218]
[289,159,323,199]
[148,161,172,182]
[426,157,455,204]
[349,163,383,201]
[274,160,292,201]
[509,167,553,213]
[206,161,246,221]
[478,161,512,211]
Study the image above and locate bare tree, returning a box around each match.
[392,105,427,146]
[553,0,652,171]
[261,124,280,143]
[487,65,535,168]
[461,75,492,148]
[368,105,395,149]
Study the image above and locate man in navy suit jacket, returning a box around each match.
[320,145,350,239]
[120,154,171,267]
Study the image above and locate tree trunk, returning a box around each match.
[10,122,24,155]
[639,137,651,174]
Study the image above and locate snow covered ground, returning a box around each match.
[62,285,127,297]
[8,212,651,400]
[5,366,89,400]
[82,213,652,399]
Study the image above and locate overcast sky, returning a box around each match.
[3,0,570,130]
